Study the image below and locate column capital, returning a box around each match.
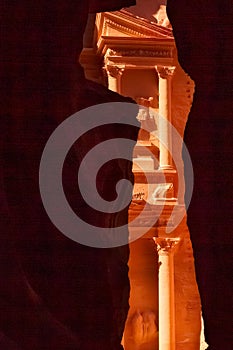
[135,96,154,108]
[156,66,176,79]
[106,64,125,78]
[153,237,180,254]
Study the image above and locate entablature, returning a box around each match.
[95,9,176,68]
[98,36,176,68]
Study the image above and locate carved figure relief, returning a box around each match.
[152,183,174,200]
[128,310,158,345]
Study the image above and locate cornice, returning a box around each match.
[97,36,175,57]
[104,18,145,38]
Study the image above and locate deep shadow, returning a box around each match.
[0,1,139,349]
[167,1,233,349]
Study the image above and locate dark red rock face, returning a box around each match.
[0,1,138,349]
[167,1,233,349]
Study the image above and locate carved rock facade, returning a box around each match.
[81,5,201,350]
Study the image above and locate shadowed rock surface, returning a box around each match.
[167,1,233,349]
[0,1,139,349]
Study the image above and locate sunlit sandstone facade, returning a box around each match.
[80,6,202,350]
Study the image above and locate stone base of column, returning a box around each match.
[159,165,174,171]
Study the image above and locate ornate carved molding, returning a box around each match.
[153,237,180,253]
[108,48,172,58]
[106,64,125,78]
[105,19,145,38]
[156,66,176,79]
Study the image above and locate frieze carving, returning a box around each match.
[156,65,176,79]
[133,191,145,200]
[107,48,172,58]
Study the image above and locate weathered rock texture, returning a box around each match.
[167,1,233,349]
[0,1,139,349]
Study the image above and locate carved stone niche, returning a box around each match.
[133,96,159,172]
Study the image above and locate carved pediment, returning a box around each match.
[95,10,175,63]
[96,9,173,45]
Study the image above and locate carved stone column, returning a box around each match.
[153,237,180,350]
[106,64,125,93]
[156,66,176,170]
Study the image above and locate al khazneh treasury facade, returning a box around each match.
[80,5,204,350]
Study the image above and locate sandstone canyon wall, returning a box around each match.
[167,1,233,349]
[0,1,139,350]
